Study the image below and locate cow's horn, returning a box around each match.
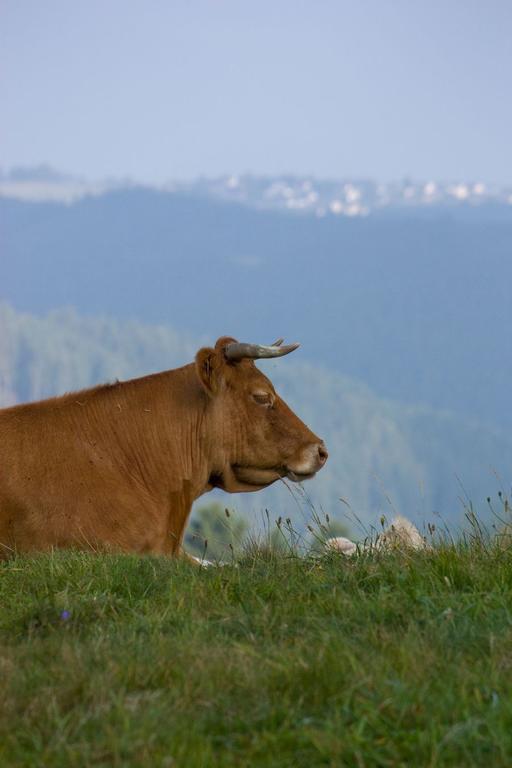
[224,341,300,361]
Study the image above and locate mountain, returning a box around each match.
[2,168,512,217]
[1,187,511,432]
[1,304,509,533]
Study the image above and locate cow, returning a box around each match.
[0,337,327,559]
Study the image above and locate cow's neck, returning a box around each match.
[110,364,212,502]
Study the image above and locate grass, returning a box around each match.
[1,543,512,767]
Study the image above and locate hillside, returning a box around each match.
[1,188,511,432]
[1,303,509,531]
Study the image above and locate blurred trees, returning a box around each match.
[185,503,248,561]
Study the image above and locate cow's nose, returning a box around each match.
[317,443,328,466]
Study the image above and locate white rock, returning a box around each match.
[325,536,358,555]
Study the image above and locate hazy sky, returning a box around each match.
[2,0,511,183]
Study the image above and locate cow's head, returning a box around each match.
[196,336,328,492]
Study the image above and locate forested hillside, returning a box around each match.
[1,189,511,430]
[1,304,509,532]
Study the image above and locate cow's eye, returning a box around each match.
[252,392,273,407]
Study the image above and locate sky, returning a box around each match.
[1,0,512,184]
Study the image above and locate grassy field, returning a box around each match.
[1,543,512,767]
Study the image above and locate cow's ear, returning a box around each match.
[195,347,223,396]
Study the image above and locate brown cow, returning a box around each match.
[0,337,327,558]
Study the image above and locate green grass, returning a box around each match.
[2,544,512,767]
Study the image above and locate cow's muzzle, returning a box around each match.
[285,442,328,482]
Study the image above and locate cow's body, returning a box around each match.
[0,337,327,557]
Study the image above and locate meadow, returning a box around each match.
[2,536,512,767]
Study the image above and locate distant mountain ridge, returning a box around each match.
[1,186,511,432]
[1,166,512,217]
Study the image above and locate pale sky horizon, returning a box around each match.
[2,1,512,184]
